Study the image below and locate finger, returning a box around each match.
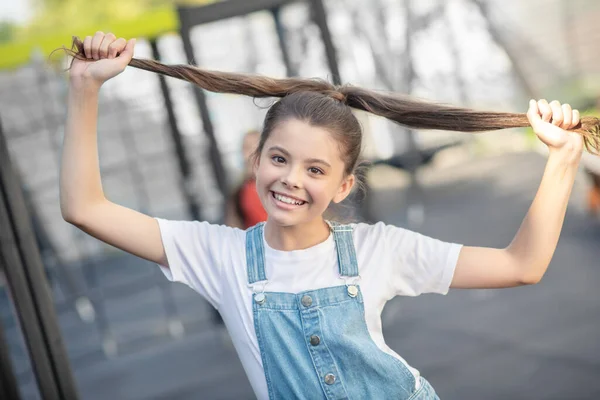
[561,103,572,129]
[98,32,116,59]
[549,100,563,127]
[108,37,127,59]
[537,99,552,123]
[83,36,93,59]
[572,109,580,128]
[91,31,104,60]
[527,99,543,131]
[117,38,136,66]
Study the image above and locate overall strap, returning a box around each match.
[246,223,267,284]
[329,222,359,277]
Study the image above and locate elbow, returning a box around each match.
[61,205,75,224]
[61,197,105,226]
[518,267,547,286]
[60,196,83,225]
[61,204,93,227]
[62,209,84,226]
[519,275,542,286]
[505,248,547,286]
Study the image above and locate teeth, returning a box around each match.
[274,193,305,205]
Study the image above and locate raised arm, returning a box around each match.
[60,32,168,267]
[451,99,584,289]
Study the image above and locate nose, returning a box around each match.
[281,166,302,189]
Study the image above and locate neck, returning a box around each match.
[264,217,331,251]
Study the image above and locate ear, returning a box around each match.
[332,174,355,204]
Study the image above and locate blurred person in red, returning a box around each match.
[212,130,268,327]
[583,153,600,215]
[226,129,268,229]
[582,98,600,216]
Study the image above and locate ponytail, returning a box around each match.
[66,36,600,154]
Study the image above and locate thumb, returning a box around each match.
[526,99,543,132]
[117,38,136,66]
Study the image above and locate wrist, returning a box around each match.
[545,150,581,181]
[69,76,103,93]
[547,145,582,168]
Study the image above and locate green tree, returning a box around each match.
[0,21,16,43]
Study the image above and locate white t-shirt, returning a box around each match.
[156,219,462,400]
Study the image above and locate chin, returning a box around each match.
[266,209,303,227]
[269,209,329,230]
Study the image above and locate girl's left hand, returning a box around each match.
[527,99,583,164]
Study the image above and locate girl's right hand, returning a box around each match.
[70,31,136,86]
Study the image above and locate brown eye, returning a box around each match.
[272,155,285,164]
[308,167,323,175]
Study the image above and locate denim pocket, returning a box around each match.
[407,377,440,400]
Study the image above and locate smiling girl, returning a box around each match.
[60,33,600,399]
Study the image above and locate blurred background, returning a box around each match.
[0,0,599,399]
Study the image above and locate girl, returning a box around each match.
[61,32,600,400]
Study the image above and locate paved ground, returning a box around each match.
[373,151,600,400]
[3,150,600,399]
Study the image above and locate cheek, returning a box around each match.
[307,180,337,202]
[255,163,275,188]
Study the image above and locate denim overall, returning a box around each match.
[246,222,440,400]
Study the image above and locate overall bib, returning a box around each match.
[246,222,441,400]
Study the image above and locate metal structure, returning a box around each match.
[0,118,79,399]
[0,317,21,400]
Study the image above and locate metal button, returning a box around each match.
[310,335,320,346]
[347,285,358,298]
[324,373,336,385]
[301,295,313,307]
[254,293,266,305]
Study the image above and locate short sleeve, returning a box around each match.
[155,218,242,309]
[366,222,462,296]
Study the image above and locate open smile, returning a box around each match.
[270,191,307,207]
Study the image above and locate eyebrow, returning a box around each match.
[267,146,332,168]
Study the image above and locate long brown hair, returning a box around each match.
[66,36,600,164]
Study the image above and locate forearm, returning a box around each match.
[506,149,580,283]
[60,79,106,221]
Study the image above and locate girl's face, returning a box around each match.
[255,119,355,227]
